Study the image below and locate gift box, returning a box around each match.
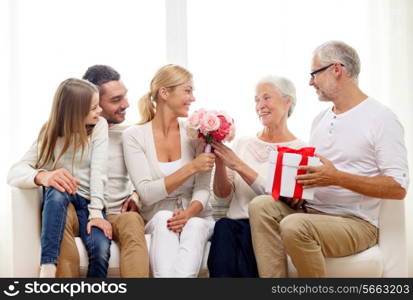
[265,147,321,200]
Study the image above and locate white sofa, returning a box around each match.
[10,187,407,277]
[9,187,210,277]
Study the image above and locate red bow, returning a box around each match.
[272,146,316,201]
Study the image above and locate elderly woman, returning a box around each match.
[207,76,306,277]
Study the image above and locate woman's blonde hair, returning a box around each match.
[35,78,99,169]
[138,64,192,124]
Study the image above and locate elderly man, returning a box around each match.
[248,41,409,278]
[8,65,149,277]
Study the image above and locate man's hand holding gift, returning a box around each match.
[296,155,340,189]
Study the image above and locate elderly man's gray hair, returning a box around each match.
[256,75,297,118]
[314,41,361,83]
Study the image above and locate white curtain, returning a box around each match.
[368,0,413,276]
[0,0,12,277]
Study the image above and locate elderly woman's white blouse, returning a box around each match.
[215,136,306,220]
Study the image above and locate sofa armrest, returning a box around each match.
[10,187,42,277]
[378,199,407,277]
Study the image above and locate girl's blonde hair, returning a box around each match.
[35,78,99,169]
[138,64,192,124]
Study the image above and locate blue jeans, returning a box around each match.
[207,218,258,277]
[40,187,111,277]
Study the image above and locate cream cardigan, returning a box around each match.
[122,119,212,222]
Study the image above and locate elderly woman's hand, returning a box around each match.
[211,141,244,171]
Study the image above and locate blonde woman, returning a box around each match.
[122,64,215,277]
[18,79,110,277]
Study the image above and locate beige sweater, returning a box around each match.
[122,119,212,222]
[102,122,135,214]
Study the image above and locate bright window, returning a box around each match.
[187,0,373,142]
[9,0,166,159]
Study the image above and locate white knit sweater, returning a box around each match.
[122,119,212,222]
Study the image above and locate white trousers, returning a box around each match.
[145,210,215,277]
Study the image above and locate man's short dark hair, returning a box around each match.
[82,65,120,89]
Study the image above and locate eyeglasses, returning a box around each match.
[310,63,344,79]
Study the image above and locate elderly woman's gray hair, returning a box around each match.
[256,75,297,118]
[314,40,361,84]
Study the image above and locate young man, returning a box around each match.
[248,41,409,277]
[8,65,149,277]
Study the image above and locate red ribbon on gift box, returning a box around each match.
[272,146,316,201]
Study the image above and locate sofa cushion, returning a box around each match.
[287,244,383,277]
[76,235,210,277]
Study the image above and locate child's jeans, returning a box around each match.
[40,187,111,277]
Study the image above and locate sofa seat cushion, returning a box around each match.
[287,244,383,277]
[76,235,210,277]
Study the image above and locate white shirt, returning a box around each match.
[214,136,307,220]
[158,159,183,177]
[308,97,409,226]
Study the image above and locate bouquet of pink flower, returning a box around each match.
[185,108,236,152]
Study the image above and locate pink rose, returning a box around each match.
[187,113,201,129]
[187,108,207,129]
[210,115,231,141]
[200,112,220,135]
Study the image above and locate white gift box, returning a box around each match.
[265,150,322,200]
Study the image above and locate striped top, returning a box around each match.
[51,117,108,219]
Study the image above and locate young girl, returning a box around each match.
[122,65,215,277]
[35,78,111,277]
